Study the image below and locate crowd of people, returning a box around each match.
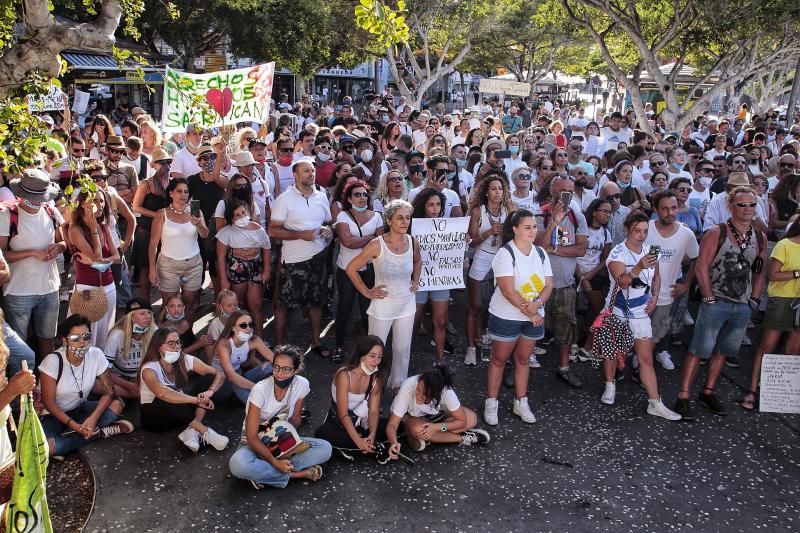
[0,91,796,489]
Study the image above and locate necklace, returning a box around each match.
[169,204,189,215]
[486,205,503,246]
[727,219,752,251]
[160,361,176,386]
[68,353,86,399]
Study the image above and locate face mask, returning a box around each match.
[162,350,180,364]
[671,161,685,171]
[23,199,41,212]
[410,164,424,174]
[360,149,374,163]
[508,146,520,155]
[201,159,215,173]
[233,185,251,200]
[166,312,185,322]
[456,159,466,168]
[220,307,238,319]
[279,154,292,166]
[234,215,250,228]
[132,324,148,334]
[382,115,390,123]
[274,375,294,388]
[447,171,457,181]
[237,331,252,342]
[69,346,89,358]
[699,177,712,188]
[360,361,378,376]
[351,203,369,213]
[317,152,331,162]
[618,180,631,189]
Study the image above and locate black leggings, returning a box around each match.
[139,375,212,432]
[335,267,374,347]
[314,412,390,449]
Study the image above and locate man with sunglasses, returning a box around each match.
[674,186,768,420]
[407,156,463,217]
[599,181,631,246]
[50,136,86,187]
[770,154,798,197]
[566,140,595,177]
[703,172,768,234]
[103,135,138,204]
[570,166,597,212]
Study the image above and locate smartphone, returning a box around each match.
[560,191,573,207]
[494,150,511,159]
[190,199,201,218]
[649,245,661,258]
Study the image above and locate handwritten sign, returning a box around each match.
[72,89,90,115]
[760,354,800,414]
[479,79,531,97]
[27,86,64,112]
[412,217,469,291]
[161,63,275,133]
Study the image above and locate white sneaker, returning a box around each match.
[484,397,499,426]
[513,397,537,423]
[631,355,639,369]
[600,382,616,405]
[406,434,427,451]
[647,398,682,421]
[683,311,694,326]
[464,346,477,366]
[568,344,578,362]
[655,351,675,370]
[178,426,200,452]
[528,354,541,368]
[202,427,229,450]
[534,345,546,356]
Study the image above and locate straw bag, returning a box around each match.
[69,270,108,323]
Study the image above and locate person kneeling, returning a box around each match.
[138,327,228,452]
[386,365,490,458]
[229,345,332,489]
[40,315,134,457]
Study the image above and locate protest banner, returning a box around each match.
[26,85,64,112]
[161,63,275,133]
[759,353,800,414]
[412,217,469,291]
[72,89,90,115]
[478,78,531,97]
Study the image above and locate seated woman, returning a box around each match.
[314,335,390,459]
[158,295,213,362]
[40,315,134,457]
[103,298,156,399]
[212,310,274,404]
[207,289,239,343]
[229,344,332,489]
[386,365,490,458]
[138,327,228,452]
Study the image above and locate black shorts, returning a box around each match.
[278,249,329,309]
[226,250,264,285]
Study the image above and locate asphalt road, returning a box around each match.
[82,293,799,532]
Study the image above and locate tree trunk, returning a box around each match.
[787,58,800,125]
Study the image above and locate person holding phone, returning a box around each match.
[407,156,464,217]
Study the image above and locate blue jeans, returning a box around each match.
[215,364,273,404]
[229,437,332,488]
[3,322,35,376]
[111,256,132,310]
[4,291,60,343]
[41,401,120,456]
[689,300,751,360]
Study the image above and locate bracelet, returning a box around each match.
[65,417,73,427]
[702,296,717,304]
[794,270,800,279]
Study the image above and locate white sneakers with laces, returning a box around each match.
[655,351,675,370]
[464,346,477,366]
[178,426,200,452]
[483,397,499,426]
[202,428,229,450]
[528,354,541,368]
[513,397,536,423]
[100,420,134,439]
[647,398,682,421]
[601,382,616,405]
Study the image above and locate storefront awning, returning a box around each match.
[62,52,120,70]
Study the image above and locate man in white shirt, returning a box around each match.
[645,191,700,370]
[268,159,332,355]
[569,108,589,138]
[703,172,768,233]
[687,160,714,216]
[600,112,632,152]
[704,134,728,161]
[170,123,203,178]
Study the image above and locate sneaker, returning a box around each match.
[539,334,553,346]
[460,429,491,446]
[178,426,200,452]
[557,368,582,389]
[534,345,546,356]
[513,397,537,423]
[698,392,727,416]
[647,398,682,421]
[528,354,541,368]
[725,356,741,368]
[431,339,454,354]
[673,398,695,421]
[406,434,427,451]
[202,427,229,450]
[464,346,477,366]
[631,355,639,369]
[655,351,675,370]
[100,420,134,439]
[483,397,499,426]
[576,347,593,362]
[600,382,616,405]
[683,311,694,326]
[569,344,578,362]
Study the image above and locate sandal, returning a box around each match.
[301,465,323,482]
[308,344,331,358]
[250,480,264,490]
[739,390,757,411]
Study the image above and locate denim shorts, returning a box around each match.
[4,291,60,341]
[415,289,450,304]
[689,300,751,360]
[488,313,544,343]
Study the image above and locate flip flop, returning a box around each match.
[738,390,757,411]
[301,465,323,481]
[308,345,331,358]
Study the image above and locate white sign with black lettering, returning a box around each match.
[479,79,531,97]
[27,85,64,112]
[760,354,800,414]
[412,217,469,291]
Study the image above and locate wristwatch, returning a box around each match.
[702,296,717,304]
[440,423,447,433]
[793,270,800,279]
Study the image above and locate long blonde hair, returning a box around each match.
[109,311,156,367]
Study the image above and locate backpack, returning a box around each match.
[714,223,764,258]
[0,201,59,242]
[502,242,546,268]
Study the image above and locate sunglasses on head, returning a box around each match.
[67,333,92,342]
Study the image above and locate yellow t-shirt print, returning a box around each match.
[518,273,544,302]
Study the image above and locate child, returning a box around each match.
[208,289,239,342]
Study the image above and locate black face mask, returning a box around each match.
[234,185,251,200]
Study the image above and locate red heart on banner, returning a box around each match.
[205,87,233,118]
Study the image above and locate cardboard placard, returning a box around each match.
[759,353,800,414]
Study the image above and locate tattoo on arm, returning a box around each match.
[98,371,114,396]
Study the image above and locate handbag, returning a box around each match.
[0,409,16,504]
[590,277,635,370]
[257,415,310,459]
[69,268,109,323]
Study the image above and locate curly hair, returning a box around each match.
[468,172,513,214]
[341,179,372,211]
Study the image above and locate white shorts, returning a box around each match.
[628,317,653,340]
[468,249,495,281]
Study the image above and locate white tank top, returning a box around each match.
[367,235,416,320]
[160,211,201,260]
[213,337,250,372]
[330,371,367,411]
[476,205,506,254]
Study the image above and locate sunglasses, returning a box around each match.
[351,192,369,198]
[317,145,331,151]
[273,365,295,374]
[606,194,622,200]
[91,174,108,182]
[735,202,757,208]
[237,322,254,329]
[733,159,746,164]
[341,146,355,153]
[651,161,666,166]
[779,163,795,168]
[199,156,215,162]
[72,148,86,153]
[541,166,554,171]
[596,208,612,214]
[516,174,532,180]
[67,333,92,342]
[163,339,183,348]
[569,145,582,150]
[675,187,692,192]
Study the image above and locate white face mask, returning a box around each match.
[237,331,252,342]
[699,177,712,188]
[317,152,331,162]
[360,361,378,376]
[162,350,180,364]
[360,149,374,163]
[132,324,148,334]
[234,216,250,228]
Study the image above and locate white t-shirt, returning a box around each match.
[270,185,331,264]
[244,376,310,428]
[605,243,654,319]
[104,328,145,379]
[214,199,261,221]
[335,211,383,270]
[687,186,711,213]
[208,316,226,341]
[171,147,201,177]
[40,347,109,412]
[511,191,539,213]
[644,221,699,305]
[407,186,461,217]
[390,375,460,418]
[570,116,589,130]
[488,242,552,321]
[600,127,632,152]
[576,226,611,273]
[503,157,527,179]
[215,224,271,250]
[0,205,65,296]
[139,355,197,404]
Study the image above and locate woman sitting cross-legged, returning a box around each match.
[138,327,229,452]
[229,344,332,489]
[40,315,135,456]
